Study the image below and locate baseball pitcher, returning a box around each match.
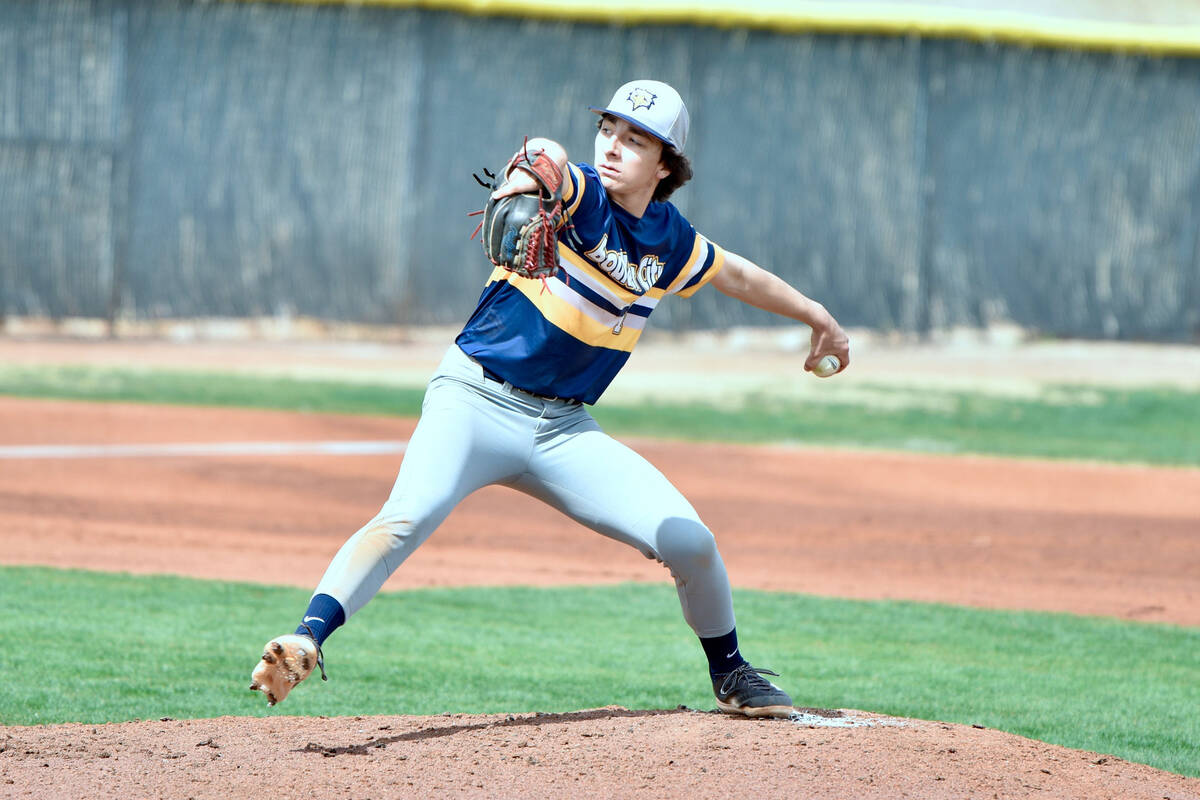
[250,79,850,718]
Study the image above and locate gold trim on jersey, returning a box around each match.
[487,270,644,352]
[676,241,725,298]
[652,235,707,298]
[564,163,587,218]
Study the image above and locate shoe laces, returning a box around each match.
[719,663,780,696]
[297,622,329,682]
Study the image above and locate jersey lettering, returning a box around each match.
[584,234,665,294]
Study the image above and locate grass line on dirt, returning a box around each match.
[1,364,1199,465]
[2,566,1197,777]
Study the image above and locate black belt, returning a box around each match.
[481,365,578,404]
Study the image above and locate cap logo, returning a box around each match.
[626,88,657,111]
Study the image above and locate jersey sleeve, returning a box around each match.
[667,231,725,298]
[562,162,606,224]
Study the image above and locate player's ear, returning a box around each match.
[655,161,670,181]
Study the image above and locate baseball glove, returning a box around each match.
[473,144,566,281]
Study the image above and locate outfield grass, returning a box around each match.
[2,566,1197,777]
[1,363,1198,466]
[0,364,428,417]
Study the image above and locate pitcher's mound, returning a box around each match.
[3,706,1197,799]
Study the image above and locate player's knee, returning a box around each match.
[360,501,421,548]
[655,517,718,573]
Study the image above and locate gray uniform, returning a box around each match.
[313,344,736,638]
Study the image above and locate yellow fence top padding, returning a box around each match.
[257,0,1200,56]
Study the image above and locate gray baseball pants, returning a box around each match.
[313,344,737,638]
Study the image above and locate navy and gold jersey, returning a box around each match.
[456,162,724,404]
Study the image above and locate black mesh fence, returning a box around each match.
[2,0,1198,340]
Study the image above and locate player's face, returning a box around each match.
[594,116,670,201]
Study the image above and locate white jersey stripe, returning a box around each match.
[547,274,629,328]
[670,235,713,296]
[557,256,631,311]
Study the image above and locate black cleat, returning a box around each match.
[712,663,794,718]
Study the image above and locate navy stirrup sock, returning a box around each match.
[700,628,748,679]
[294,593,346,646]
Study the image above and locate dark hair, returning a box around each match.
[596,115,693,203]
[654,147,692,203]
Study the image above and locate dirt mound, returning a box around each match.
[3,707,1197,799]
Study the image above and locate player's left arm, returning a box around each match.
[711,250,850,374]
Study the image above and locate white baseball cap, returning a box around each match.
[589,79,690,153]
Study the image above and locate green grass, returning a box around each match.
[0,364,427,416]
[1,363,1198,465]
[597,388,1200,465]
[2,566,1197,777]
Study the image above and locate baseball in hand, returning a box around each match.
[812,354,840,378]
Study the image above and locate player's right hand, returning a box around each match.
[491,170,540,200]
